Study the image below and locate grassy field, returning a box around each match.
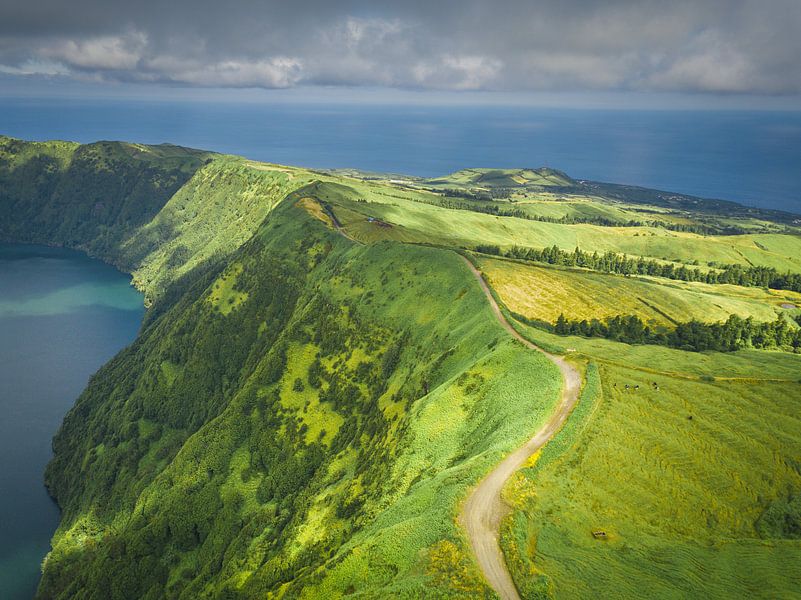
[315,181,801,273]
[506,196,649,223]
[424,167,574,189]
[480,266,801,598]
[479,255,801,327]
[502,350,801,598]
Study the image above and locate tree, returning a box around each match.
[555,313,569,335]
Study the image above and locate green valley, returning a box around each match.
[1,135,800,599]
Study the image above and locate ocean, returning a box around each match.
[1,97,800,215]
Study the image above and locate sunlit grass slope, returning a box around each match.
[4,136,801,599]
[425,168,573,189]
[479,255,801,327]
[40,196,561,599]
[121,158,318,300]
[506,196,642,223]
[0,138,320,302]
[502,352,801,599]
[468,265,801,598]
[450,250,801,597]
[314,181,801,273]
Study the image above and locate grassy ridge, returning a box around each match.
[39,198,561,598]
[0,138,319,302]
[121,158,318,301]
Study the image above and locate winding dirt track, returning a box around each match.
[459,257,582,600]
[316,202,581,598]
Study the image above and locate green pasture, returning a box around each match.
[315,181,801,273]
[503,354,801,598]
[479,255,801,327]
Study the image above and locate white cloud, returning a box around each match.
[157,57,304,88]
[647,30,756,93]
[0,58,70,76]
[41,31,147,71]
[412,55,503,90]
[0,1,799,94]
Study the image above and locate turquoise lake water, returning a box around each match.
[0,244,143,599]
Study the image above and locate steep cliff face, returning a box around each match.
[0,137,317,302]
[0,137,210,255]
[39,198,558,598]
[0,140,558,599]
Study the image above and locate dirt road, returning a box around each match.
[459,257,582,600]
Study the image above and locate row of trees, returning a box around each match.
[476,244,801,293]
[552,313,801,352]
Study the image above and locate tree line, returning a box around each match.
[549,312,801,353]
[476,244,801,293]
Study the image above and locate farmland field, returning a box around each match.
[313,179,801,273]
[502,351,801,599]
[479,255,801,327]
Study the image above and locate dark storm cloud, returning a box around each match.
[1,0,800,94]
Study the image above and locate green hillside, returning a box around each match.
[306,179,801,273]
[35,189,561,598]
[499,332,801,599]
[425,168,574,190]
[1,136,800,599]
[0,136,212,259]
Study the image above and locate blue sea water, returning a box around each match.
[1,97,800,215]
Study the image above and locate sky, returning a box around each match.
[1,0,801,107]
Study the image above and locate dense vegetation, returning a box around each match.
[478,243,801,292]
[549,312,801,352]
[0,136,211,259]
[2,137,800,599]
[29,185,560,598]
